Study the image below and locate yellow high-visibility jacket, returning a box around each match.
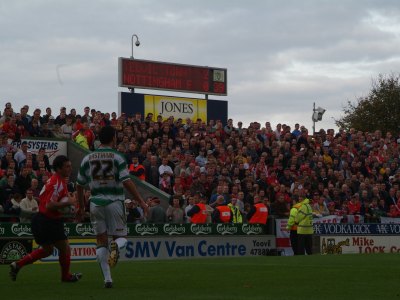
[295,198,313,234]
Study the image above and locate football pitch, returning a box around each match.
[1,254,399,300]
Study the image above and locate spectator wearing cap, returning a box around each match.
[147,197,166,223]
[125,199,144,223]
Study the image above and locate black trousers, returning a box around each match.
[297,234,313,255]
[290,230,298,255]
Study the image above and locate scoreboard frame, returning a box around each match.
[118,57,227,96]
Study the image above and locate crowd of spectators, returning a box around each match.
[1,101,400,224]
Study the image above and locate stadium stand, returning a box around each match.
[1,102,400,224]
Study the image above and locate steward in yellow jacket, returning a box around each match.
[294,198,313,255]
[286,198,303,255]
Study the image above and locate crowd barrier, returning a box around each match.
[0,223,276,264]
[2,219,400,264]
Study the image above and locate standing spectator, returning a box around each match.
[60,116,73,139]
[212,196,232,223]
[14,141,30,169]
[166,196,184,223]
[184,195,195,223]
[247,196,269,224]
[128,155,145,181]
[228,197,243,223]
[42,107,53,123]
[158,156,173,188]
[145,155,159,187]
[187,195,208,224]
[147,197,167,223]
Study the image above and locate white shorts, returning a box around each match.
[90,201,127,237]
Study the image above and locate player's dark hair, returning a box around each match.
[99,126,116,145]
[53,155,70,171]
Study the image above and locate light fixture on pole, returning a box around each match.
[131,34,140,58]
[312,102,326,135]
[129,34,140,93]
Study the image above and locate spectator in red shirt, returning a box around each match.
[348,194,361,215]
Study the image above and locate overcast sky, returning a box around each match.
[1,0,400,131]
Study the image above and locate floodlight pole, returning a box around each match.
[312,102,316,136]
[130,34,140,93]
[131,34,140,58]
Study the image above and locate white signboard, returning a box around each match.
[320,236,400,254]
[12,139,67,164]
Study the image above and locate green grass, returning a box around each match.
[1,254,399,300]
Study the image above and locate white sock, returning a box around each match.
[115,237,127,250]
[96,246,112,282]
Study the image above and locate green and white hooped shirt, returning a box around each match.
[77,147,130,206]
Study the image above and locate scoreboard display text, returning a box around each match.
[118,58,227,95]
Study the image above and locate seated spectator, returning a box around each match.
[19,189,38,223]
[387,205,400,218]
[312,193,329,217]
[5,193,22,216]
[15,166,32,197]
[348,194,361,215]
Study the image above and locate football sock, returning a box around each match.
[97,246,112,282]
[115,237,127,250]
[59,250,71,280]
[17,248,47,268]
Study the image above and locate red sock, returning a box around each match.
[17,248,47,268]
[59,251,71,280]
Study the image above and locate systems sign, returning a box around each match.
[118,58,227,95]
